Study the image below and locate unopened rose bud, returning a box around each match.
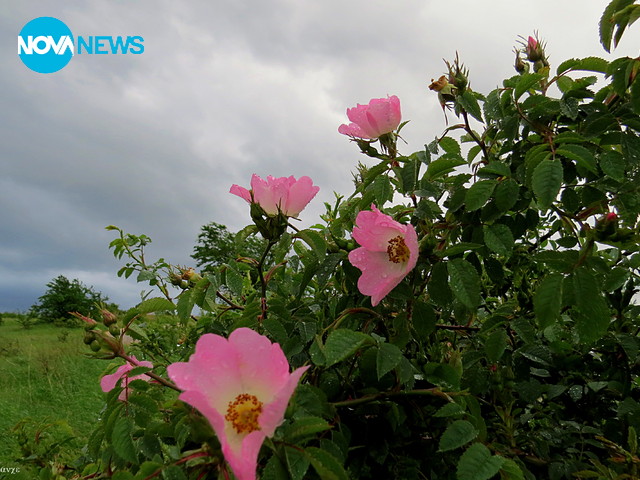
[83,331,96,345]
[102,309,117,326]
[90,340,101,352]
[109,325,121,337]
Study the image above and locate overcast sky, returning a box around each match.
[2,1,639,312]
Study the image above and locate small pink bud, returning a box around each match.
[606,212,618,221]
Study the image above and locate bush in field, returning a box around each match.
[31,275,108,324]
[20,3,640,479]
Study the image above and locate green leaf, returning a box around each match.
[534,273,564,328]
[465,180,497,211]
[323,329,371,367]
[112,417,137,464]
[225,267,244,297]
[439,420,479,452]
[494,179,519,212]
[557,56,610,75]
[556,144,597,173]
[162,466,188,480]
[600,0,635,52]
[483,224,514,257]
[434,403,466,418]
[532,159,563,210]
[573,268,611,343]
[376,342,403,380]
[303,447,349,480]
[599,151,626,181]
[426,154,466,180]
[283,417,332,443]
[372,175,392,206]
[439,136,461,154]
[286,447,311,480]
[500,459,525,480]
[176,290,195,323]
[412,301,436,339]
[515,73,544,100]
[135,297,175,314]
[456,443,505,480]
[448,258,481,309]
[484,329,508,363]
[458,91,483,122]
[295,229,327,262]
[429,262,453,306]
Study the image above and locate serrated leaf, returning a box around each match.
[534,273,564,328]
[112,417,137,464]
[457,443,505,480]
[225,267,244,297]
[485,329,508,362]
[303,447,349,480]
[286,447,311,480]
[500,458,525,480]
[599,151,626,181]
[295,229,327,262]
[412,301,436,339]
[439,136,461,154]
[162,465,188,480]
[483,224,514,257]
[135,297,175,314]
[376,342,403,380]
[176,290,195,323]
[439,420,479,452]
[448,258,481,309]
[515,73,544,100]
[324,329,371,367]
[434,403,466,418]
[494,179,519,212]
[465,180,497,211]
[458,91,483,122]
[557,56,610,75]
[426,154,466,180]
[284,417,332,443]
[556,144,597,173]
[532,159,563,210]
[372,175,392,206]
[573,268,611,343]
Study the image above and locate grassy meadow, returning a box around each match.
[0,316,107,478]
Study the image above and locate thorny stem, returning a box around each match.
[120,352,181,392]
[461,110,490,163]
[257,240,277,322]
[332,387,465,408]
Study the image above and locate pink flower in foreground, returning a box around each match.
[338,95,402,140]
[348,206,418,306]
[100,356,153,401]
[167,328,308,480]
[230,174,319,217]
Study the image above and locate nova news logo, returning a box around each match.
[18,17,144,74]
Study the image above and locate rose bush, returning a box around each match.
[15,2,640,479]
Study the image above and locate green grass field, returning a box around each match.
[0,317,108,477]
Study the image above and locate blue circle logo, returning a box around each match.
[18,17,74,74]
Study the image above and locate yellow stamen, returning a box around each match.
[387,236,410,264]
[225,393,263,434]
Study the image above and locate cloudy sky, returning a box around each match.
[2,0,639,312]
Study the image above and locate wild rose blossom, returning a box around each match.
[338,95,402,140]
[230,174,319,217]
[167,328,308,480]
[100,356,153,401]
[348,205,419,306]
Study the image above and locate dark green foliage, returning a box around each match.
[31,275,107,324]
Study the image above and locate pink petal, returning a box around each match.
[230,184,252,204]
[100,364,132,392]
[283,176,319,217]
[338,122,373,139]
[348,248,407,306]
[259,365,309,435]
[351,206,405,251]
[251,174,280,215]
[346,103,378,138]
[223,430,266,480]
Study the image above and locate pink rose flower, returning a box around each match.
[338,95,402,140]
[100,356,153,401]
[167,328,308,480]
[230,174,319,218]
[348,206,419,306]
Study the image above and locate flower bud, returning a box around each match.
[102,309,117,326]
[90,340,101,352]
[83,331,96,345]
[109,325,121,337]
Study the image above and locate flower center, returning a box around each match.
[387,235,410,264]
[225,393,263,435]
